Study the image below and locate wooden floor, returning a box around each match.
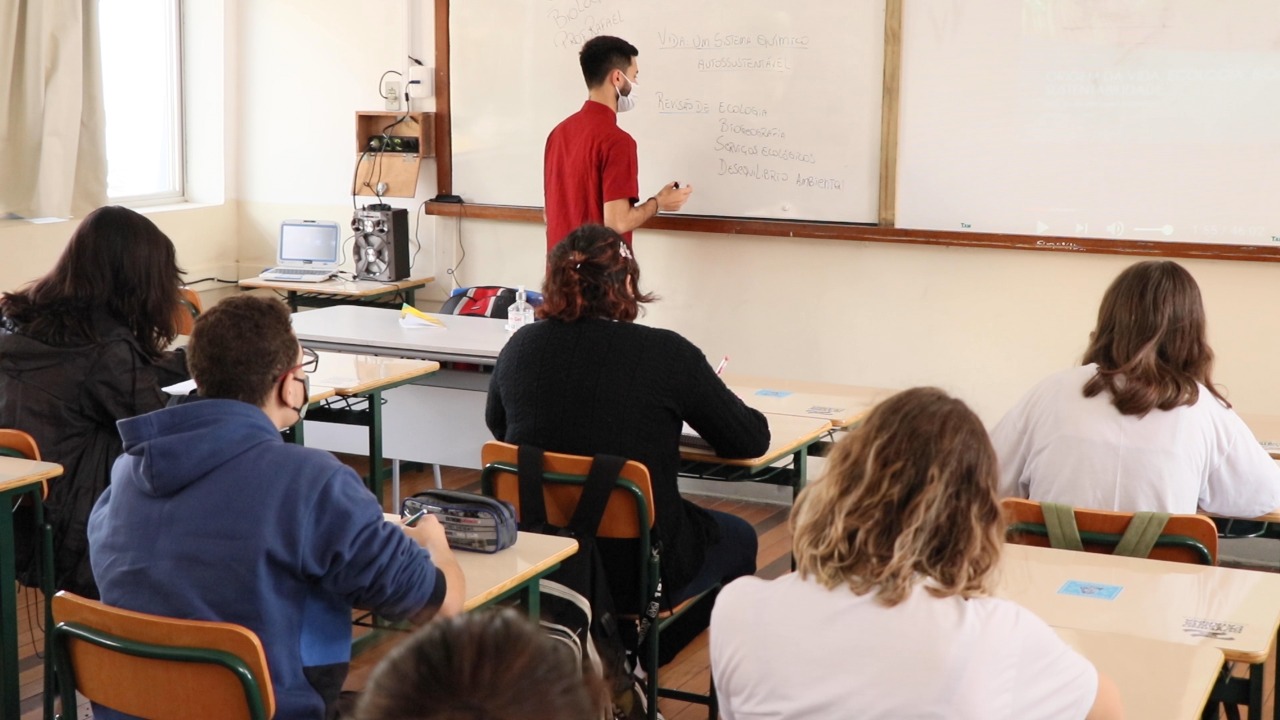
[12,457,1277,719]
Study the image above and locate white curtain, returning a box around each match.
[0,0,108,219]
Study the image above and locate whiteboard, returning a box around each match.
[449,1,886,223]
[897,0,1280,247]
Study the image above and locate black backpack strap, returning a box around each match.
[516,445,549,529]
[567,454,627,540]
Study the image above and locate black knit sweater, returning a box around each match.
[486,318,770,594]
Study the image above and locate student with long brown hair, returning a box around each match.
[991,260,1280,516]
[0,205,189,597]
[486,223,770,608]
[710,388,1122,719]
[355,609,604,720]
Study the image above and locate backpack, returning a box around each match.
[440,286,517,319]
[516,446,660,720]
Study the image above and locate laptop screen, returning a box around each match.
[278,220,341,265]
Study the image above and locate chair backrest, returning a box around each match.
[51,591,275,720]
[1001,498,1219,565]
[0,428,40,460]
[174,287,203,335]
[480,440,656,539]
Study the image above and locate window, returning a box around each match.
[98,0,184,203]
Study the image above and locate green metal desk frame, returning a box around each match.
[0,455,55,720]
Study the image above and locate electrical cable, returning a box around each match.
[351,149,372,209]
[182,277,238,285]
[410,200,427,269]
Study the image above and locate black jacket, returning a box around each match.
[0,310,187,597]
[486,318,770,597]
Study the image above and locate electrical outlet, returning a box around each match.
[383,80,401,111]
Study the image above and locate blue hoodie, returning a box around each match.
[88,399,440,719]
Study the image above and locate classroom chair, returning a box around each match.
[1000,498,1218,566]
[174,286,203,335]
[50,591,275,720]
[479,440,717,720]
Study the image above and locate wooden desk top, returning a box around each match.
[1239,412,1280,459]
[456,531,578,610]
[726,382,894,428]
[1054,627,1222,720]
[996,543,1280,663]
[679,414,831,467]
[310,352,440,395]
[239,275,433,297]
[0,456,63,495]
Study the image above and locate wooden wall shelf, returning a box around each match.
[354,111,435,198]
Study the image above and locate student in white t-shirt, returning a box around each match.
[710,388,1123,720]
[991,260,1280,517]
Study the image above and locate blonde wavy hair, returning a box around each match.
[791,387,1005,606]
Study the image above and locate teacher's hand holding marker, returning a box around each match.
[652,180,693,213]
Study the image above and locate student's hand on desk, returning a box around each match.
[401,514,466,619]
[655,181,693,212]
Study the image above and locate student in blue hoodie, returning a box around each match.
[88,295,464,720]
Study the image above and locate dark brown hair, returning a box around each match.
[540,224,654,323]
[1081,260,1225,416]
[187,296,298,405]
[579,35,638,88]
[0,205,183,357]
[791,387,1004,607]
[354,609,605,720]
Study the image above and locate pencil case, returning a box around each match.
[401,490,518,554]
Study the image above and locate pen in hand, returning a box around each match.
[715,356,729,376]
[402,508,429,527]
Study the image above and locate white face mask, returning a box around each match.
[615,74,638,113]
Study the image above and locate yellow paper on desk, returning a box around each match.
[399,304,445,329]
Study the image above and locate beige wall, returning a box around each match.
[9,1,1276,429]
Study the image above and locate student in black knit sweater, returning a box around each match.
[486,224,770,606]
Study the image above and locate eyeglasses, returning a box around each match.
[300,347,319,373]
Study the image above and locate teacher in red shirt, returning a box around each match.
[543,35,693,254]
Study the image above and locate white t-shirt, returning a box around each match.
[710,574,1097,720]
[991,364,1280,517]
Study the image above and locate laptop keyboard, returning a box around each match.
[262,267,332,276]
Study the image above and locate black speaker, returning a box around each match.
[352,207,410,281]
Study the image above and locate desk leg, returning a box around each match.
[367,390,384,504]
[791,447,809,502]
[404,288,415,308]
[0,490,20,720]
[523,579,541,619]
[286,291,299,313]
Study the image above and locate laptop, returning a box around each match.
[258,220,342,282]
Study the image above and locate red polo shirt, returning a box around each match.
[543,100,640,252]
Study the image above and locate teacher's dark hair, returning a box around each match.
[1082,260,1226,416]
[0,205,183,358]
[579,35,638,88]
[540,224,654,323]
[354,609,605,720]
[188,295,299,406]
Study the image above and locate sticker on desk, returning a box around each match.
[1182,617,1244,640]
[1057,580,1123,600]
[1260,440,1280,454]
[754,389,793,398]
[805,406,847,416]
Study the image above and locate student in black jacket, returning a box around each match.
[486,224,770,605]
[0,206,189,597]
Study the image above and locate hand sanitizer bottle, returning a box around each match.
[506,285,535,333]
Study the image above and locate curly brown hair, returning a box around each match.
[1082,260,1225,416]
[354,609,605,720]
[187,296,298,405]
[790,387,1004,607]
[540,224,654,323]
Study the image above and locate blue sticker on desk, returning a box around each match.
[1057,580,1123,600]
[755,389,793,398]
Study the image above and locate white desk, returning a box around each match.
[293,306,508,469]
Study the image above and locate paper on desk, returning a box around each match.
[163,379,197,396]
[399,304,445,329]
